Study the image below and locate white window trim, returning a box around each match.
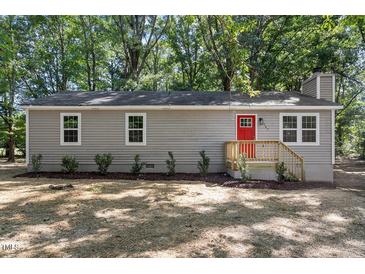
[60,113,81,146]
[125,113,147,146]
[279,113,320,146]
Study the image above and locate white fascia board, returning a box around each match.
[22,105,343,111]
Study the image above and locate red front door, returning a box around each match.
[236,115,256,158]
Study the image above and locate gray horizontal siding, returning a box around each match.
[255,110,332,164]
[302,75,334,102]
[302,77,317,98]
[29,110,235,172]
[29,109,333,180]
[320,75,334,101]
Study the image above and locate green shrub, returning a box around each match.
[130,154,145,174]
[198,150,210,176]
[95,153,113,175]
[275,162,299,182]
[166,151,176,176]
[61,155,79,173]
[237,153,250,182]
[285,173,299,182]
[276,162,286,183]
[31,154,42,173]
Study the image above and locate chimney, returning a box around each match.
[302,70,335,102]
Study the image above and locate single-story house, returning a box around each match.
[22,71,342,182]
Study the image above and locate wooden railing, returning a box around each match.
[225,140,304,181]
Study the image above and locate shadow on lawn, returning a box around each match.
[1,161,365,258]
[1,180,364,257]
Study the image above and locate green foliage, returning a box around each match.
[275,162,299,183]
[198,16,251,92]
[167,16,213,90]
[0,120,7,157]
[94,153,113,175]
[285,173,299,182]
[14,113,26,156]
[1,15,365,159]
[276,162,287,183]
[130,154,145,174]
[360,132,365,160]
[31,154,42,173]
[166,151,176,176]
[198,150,210,176]
[336,93,365,157]
[61,155,79,173]
[237,153,250,182]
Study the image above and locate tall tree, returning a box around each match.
[0,16,26,162]
[167,16,209,90]
[110,15,170,90]
[79,16,98,91]
[22,16,80,95]
[75,16,109,91]
[0,15,365,158]
[198,16,250,92]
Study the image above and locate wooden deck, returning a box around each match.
[225,140,304,181]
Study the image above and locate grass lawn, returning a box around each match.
[0,159,364,258]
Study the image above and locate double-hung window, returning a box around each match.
[60,113,81,145]
[280,113,319,145]
[302,116,317,143]
[282,116,298,143]
[125,113,146,146]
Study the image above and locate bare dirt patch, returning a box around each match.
[334,158,365,191]
[0,159,364,258]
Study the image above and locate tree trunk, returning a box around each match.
[91,50,97,91]
[7,125,15,162]
[222,75,232,91]
[5,143,9,158]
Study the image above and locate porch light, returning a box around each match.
[259,117,264,125]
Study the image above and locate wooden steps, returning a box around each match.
[225,140,304,181]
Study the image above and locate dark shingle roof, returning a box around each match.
[23,90,342,107]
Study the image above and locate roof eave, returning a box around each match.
[21,105,343,111]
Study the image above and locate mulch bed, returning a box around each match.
[221,180,335,190]
[15,172,335,190]
[15,172,232,183]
